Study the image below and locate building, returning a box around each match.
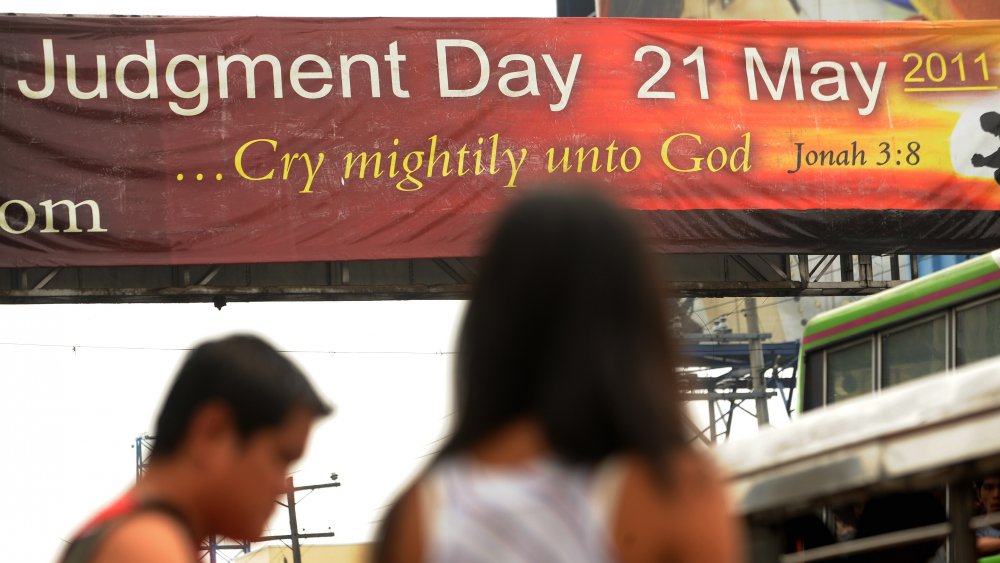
[234,544,371,563]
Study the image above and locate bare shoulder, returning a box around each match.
[618,448,723,509]
[89,512,192,563]
[372,483,425,563]
[666,447,725,493]
[614,449,744,563]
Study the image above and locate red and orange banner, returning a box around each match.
[1,16,999,266]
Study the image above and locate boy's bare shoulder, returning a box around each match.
[89,512,192,563]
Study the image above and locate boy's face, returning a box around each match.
[980,477,1000,514]
[205,406,317,540]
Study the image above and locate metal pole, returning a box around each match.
[209,536,218,563]
[859,254,873,283]
[839,254,854,282]
[948,482,976,563]
[708,399,718,443]
[724,400,736,438]
[745,297,770,427]
[286,476,302,563]
[135,436,143,483]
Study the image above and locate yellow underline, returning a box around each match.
[904,85,998,92]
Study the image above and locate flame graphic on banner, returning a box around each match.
[910,0,1000,20]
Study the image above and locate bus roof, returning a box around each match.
[716,354,1000,517]
[801,249,1000,354]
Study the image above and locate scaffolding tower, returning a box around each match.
[678,300,799,444]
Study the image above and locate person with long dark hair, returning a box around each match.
[374,187,742,563]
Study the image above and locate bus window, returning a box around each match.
[881,316,947,388]
[826,340,872,404]
[804,352,825,411]
[957,297,1000,367]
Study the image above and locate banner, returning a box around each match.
[2,16,999,267]
[910,0,1000,20]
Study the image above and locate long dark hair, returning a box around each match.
[438,186,685,469]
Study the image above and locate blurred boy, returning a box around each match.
[60,335,331,563]
[977,475,1000,556]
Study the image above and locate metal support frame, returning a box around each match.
[890,255,901,281]
[764,479,983,563]
[679,332,798,444]
[745,298,770,428]
[775,523,950,562]
[0,254,921,303]
[839,254,854,282]
[134,434,154,483]
[809,255,838,282]
[947,481,976,562]
[797,255,810,290]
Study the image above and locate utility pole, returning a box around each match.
[259,475,341,562]
[287,477,301,563]
[679,331,791,443]
[744,297,770,427]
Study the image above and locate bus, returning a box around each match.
[717,355,1000,563]
[798,249,1000,413]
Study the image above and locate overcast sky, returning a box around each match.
[0,301,466,560]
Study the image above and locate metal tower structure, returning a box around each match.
[677,304,800,444]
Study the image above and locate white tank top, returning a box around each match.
[418,455,626,563]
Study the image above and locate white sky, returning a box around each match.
[0,2,554,561]
[0,301,467,561]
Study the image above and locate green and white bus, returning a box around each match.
[798,249,1000,413]
[719,354,1000,562]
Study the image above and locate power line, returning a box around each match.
[0,341,456,355]
[689,296,799,324]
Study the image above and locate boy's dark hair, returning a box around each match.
[438,186,685,468]
[975,475,1000,490]
[150,335,331,459]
